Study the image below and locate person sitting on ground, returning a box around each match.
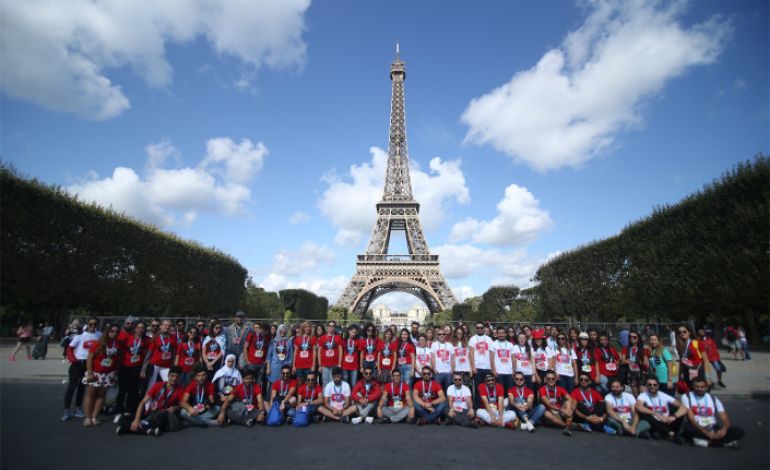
[213,354,242,404]
[350,366,381,424]
[508,371,544,432]
[180,364,224,427]
[476,373,517,429]
[635,376,687,444]
[296,369,323,423]
[116,365,184,436]
[570,372,615,434]
[377,369,414,424]
[539,369,576,436]
[605,378,650,437]
[681,377,744,448]
[445,372,476,427]
[412,366,448,425]
[221,368,264,427]
[269,364,297,424]
[318,367,356,423]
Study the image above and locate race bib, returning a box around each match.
[161,352,171,360]
[606,363,617,372]
[246,404,255,412]
[695,415,715,428]
[688,369,699,380]
[255,350,264,358]
[393,398,402,409]
[365,354,375,362]
[207,352,217,360]
[100,358,113,368]
[277,353,286,361]
[382,358,391,366]
[194,403,205,412]
[325,350,335,358]
[300,350,309,359]
[535,360,547,370]
[234,337,240,345]
[344,355,354,363]
[630,363,640,372]
[682,358,694,367]
[130,355,140,364]
[582,365,592,373]
[398,357,407,365]
[184,357,195,366]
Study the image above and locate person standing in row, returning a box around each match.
[396,328,416,385]
[201,321,225,376]
[431,328,453,391]
[342,325,361,387]
[144,319,178,391]
[224,311,249,366]
[293,321,316,387]
[377,328,397,384]
[469,322,493,408]
[62,317,101,421]
[82,324,122,427]
[491,326,515,395]
[175,326,201,386]
[319,321,343,387]
[553,333,578,393]
[115,320,149,418]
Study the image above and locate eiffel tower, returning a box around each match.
[334,46,458,317]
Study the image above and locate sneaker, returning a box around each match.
[146,428,154,436]
[61,409,71,421]
[417,418,427,426]
[674,435,685,446]
[581,423,592,433]
[113,414,122,424]
[526,422,535,432]
[504,422,516,430]
[444,418,453,426]
[718,381,726,388]
[563,427,573,436]
[379,417,391,424]
[340,416,350,424]
[520,423,529,431]
[365,417,374,424]
[73,408,85,418]
[406,417,416,424]
[152,427,162,436]
[724,440,740,449]
[115,426,126,436]
[639,430,651,440]
[286,417,294,425]
[603,425,617,436]
[91,419,101,426]
[692,438,709,448]
[351,417,363,425]
[246,419,255,427]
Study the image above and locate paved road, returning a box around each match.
[1,383,767,470]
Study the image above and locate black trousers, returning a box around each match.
[116,366,142,414]
[472,369,491,408]
[574,401,607,431]
[64,360,86,409]
[640,412,684,436]
[117,410,180,433]
[683,422,744,446]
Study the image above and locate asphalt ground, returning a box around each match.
[1,383,768,470]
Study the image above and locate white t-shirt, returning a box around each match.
[605,392,636,423]
[681,392,723,429]
[431,341,453,374]
[491,340,515,375]
[446,384,472,411]
[531,346,554,372]
[415,346,432,370]
[553,347,577,377]
[468,335,493,370]
[512,344,533,375]
[637,391,676,416]
[69,331,102,360]
[452,344,471,372]
[323,381,351,409]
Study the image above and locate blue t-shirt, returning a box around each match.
[649,348,672,384]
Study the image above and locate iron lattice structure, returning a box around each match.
[334,49,458,316]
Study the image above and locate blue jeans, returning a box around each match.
[321,367,334,388]
[512,403,545,425]
[557,376,575,394]
[180,406,221,427]
[398,365,413,387]
[435,373,452,392]
[414,401,448,423]
[497,374,514,396]
[343,369,358,388]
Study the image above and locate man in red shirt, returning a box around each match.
[476,374,516,428]
[295,370,323,423]
[244,323,270,395]
[319,321,343,387]
[180,364,224,427]
[570,372,615,434]
[412,366,447,425]
[221,368,264,426]
[142,319,178,391]
[350,366,381,424]
[697,327,726,388]
[508,371,544,431]
[270,365,297,424]
[594,333,620,394]
[116,365,184,436]
[539,370,576,436]
[377,369,414,423]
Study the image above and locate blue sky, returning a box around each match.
[2,0,768,311]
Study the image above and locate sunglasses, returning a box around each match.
[151,324,159,328]
[646,383,659,387]
[363,372,372,376]
[485,379,495,383]
[514,378,525,382]
[109,329,119,334]
[579,378,591,382]
[437,334,444,337]
[423,372,432,376]
[453,379,463,382]
[88,322,97,327]
[678,330,688,334]
[281,372,290,376]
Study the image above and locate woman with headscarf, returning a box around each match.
[266,324,294,387]
[212,354,243,405]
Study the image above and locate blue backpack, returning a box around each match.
[293,406,310,427]
[266,401,283,427]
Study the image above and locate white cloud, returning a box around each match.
[270,243,335,277]
[288,211,310,224]
[450,183,552,246]
[434,243,542,288]
[68,137,267,227]
[0,0,310,120]
[453,285,476,302]
[461,0,730,171]
[318,146,470,246]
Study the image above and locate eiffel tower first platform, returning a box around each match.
[334,46,458,317]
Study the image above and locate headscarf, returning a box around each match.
[212,353,242,386]
[277,324,289,338]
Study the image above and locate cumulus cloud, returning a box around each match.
[434,244,542,288]
[0,0,311,119]
[453,285,476,302]
[450,183,552,246]
[270,243,335,277]
[461,0,731,171]
[68,137,267,227]
[318,146,470,246]
[288,211,310,224]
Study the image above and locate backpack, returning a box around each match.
[293,406,310,427]
[265,401,283,427]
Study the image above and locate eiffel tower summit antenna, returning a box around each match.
[334,50,458,317]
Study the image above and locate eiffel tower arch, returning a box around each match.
[334,46,458,317]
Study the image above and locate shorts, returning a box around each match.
[711,360,726,373]
[19,337,32,344]
[82,371,117,388]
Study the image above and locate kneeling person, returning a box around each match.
[180,364,224,427]
[116,365,184,436]
[351,366,381,424]
[296,370,323,423]
[377,369,414,423]
[223,368,264,426]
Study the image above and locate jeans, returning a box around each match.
[496,374,514,397]
[381,406,410,422]
[574,401,608,431]
[512,403,546,425]
[607,416,651,436]
[342,369,358,388]
[321,367,335,388]
[117,410,180,433]
[414,401,447,423]
[472,369,491,407]
[435,372,452,392]
[398,365,413,387]
[356,403,376,418]
[180,406,221,427]
[146,365,169,391]
[64,360,86,409]
[226,401,262,425]
[557,376,575,394]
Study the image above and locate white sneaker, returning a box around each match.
[692,438,709,448]
[520,423,528,431]
[526,422,535,432]
[351,417,363,425]
[724,440,740,449]
[365,416,374,424]
[113,414,122,424]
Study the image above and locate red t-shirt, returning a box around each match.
[120,335,149,368]
[385,382,409,407]
[146,381,183,413]
[570,387,604,413]
[176,340,201,373]
[621,345,648,372]
[90,340,121,373]
[342,338,361,371]
[413,380,442,402]
[319,334,343,368]
[595,346,620,377]
[184,381,215,406]
[117,330,133,347]
[271,379,297,399]
[293,335,317,369]
[352,380,382,403]
[378,340,398,370]
[148,334,177,368]
[233,383,262,405]
[245,331,269,366]
[539,385,569,408]
[508,386,534,404]
[360,337,382,363]
[478,383,505,403]
[397,341,416,366]
[699,337,721,362]
[681,339,705,367]
[297,383,322,403]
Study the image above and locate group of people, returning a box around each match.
[59,314,744,449]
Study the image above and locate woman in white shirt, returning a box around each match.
[512,333,538,391]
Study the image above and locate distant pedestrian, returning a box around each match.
[9,320,34,361]
[32,321,55,359]
[736,326,751,360]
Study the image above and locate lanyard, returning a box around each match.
[486,384,497,401]
[106,340,117,356]
[302,335,310,350]
[600,347,611,362]
[157,385,173,408]
[326,335,336,350]
[399,343,408,357]
[186,341,195,357]
[255,333,264,349]
[383,341,391,355]
[347,339,356,354]
[648,393,661,411]
[364,382,371,394]
[515,387,526,401]
[132,337,141,355]
[333,383,342,399]
[159,334,168,351]
[196,384,205,405]
[306,385,316,402]
[684,340,691,359]
[422,381,432,399]
[280,380,289,396]
[692,393,709,414]
[246,384,253,404]
[546,386,558,402]
[629,346,637,362]
[390,382,403,398]
[366,338,375,353]
[580,348,590,363]
[579,389,593,408]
